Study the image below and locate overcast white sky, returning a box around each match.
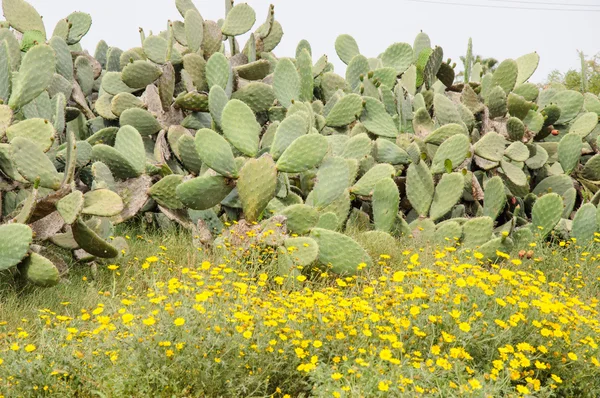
[28,0,600,83]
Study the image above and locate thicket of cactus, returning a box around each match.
[1,0,600,288]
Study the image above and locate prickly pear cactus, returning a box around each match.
[2,0,600,289]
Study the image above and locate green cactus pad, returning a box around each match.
[273,58,300,108]
[102,72,137,95]
[334,34,360,65]
[0,223,33,271]
[279,204,319,234]
[423,123,466,145]
[341,133,372,160]
[315,212,338,230]
[284,237,319,266]
[375,138,410,165]
[111,92,144,117]
[492,59,518,93]
[184,9,203,52]
[532,174,573,196]
[433,93,462,125]
[6,118,55,152]
[143,35,169,64]
[18,252,59,287]
[56,190,84,224]
[119,108,162,136]
[486,86,508,118]
[312,156,350,209]
[231,82,276,113]
[295,49,313,102]
[429,172,464,221]
[554,90,583,125]
[434,220,462,244]
[557,133,583,175]
[531,193,563,239]
[406,161,434,217]
[82,189,125,217]
[482,176,506,221]
[148,174,185,210]
[500,159,527,188]
[121,60,162,89]
[276,134,328,173]
[372,178,399,233]
[10,136,61,189]
[381,42,413,74]
[2,0,45,37]
[176,175,233,211]
[515,52,539,85]
[474,132,506,162]
[270,114,307,160]
[431,134,470,173]
[221,3,256,36]
[525,144,549,169]
[569,112,598,138]
[504,142,529,162]
[506,117,525,141]
[561,188,576,218]
[351,164,395,196]
[65,11,91,44]
[582,154,600,180]
[476,237,514,263]
[360,97,398,138]
[221,99,260,157]
[571,203,597,244]
[71,218,119,259]
[309,228,372,275]
[346,55,369,92]
[462,217,493,247]
[194,128,238,178]
[237,155,277,222]
[8,44,55,109]
[175,91,209,112]
[206,52,230,89]
[325,94,363,127]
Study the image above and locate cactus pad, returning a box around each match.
[531,193,563,239]
[221,99,260,157]
[18,252,59,287]
[276,134,328,173]
[406,161,434,217]
[0,223,32,271]
[309,228,372,275]
[237,155,277,222]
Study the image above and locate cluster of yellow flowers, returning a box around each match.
[0,242,599,397]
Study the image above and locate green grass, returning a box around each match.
[1,226,600,397]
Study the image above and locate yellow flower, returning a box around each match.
[459,322,471,332]
[142,317,156,326]
[331,372,343,380]
[379,349,393,361]
[174,317,185,326]
[122,313,134,324]
[516,385,530,394]
[551,374,562,383]
[243,330,252,339]
[146,256,159,263]
[10,343,19,351]
[568,352,578,361]
[378,381,390,391]
[336,279,347,287]
[313,340,323,348]
[296,275,307,282]
[468,379,482,390]
[24,344,36,353]
[107,264,119,271]
[392,271,405,282]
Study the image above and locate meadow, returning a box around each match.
[1,226,600,397]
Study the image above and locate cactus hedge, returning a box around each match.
[1,0,599,287]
